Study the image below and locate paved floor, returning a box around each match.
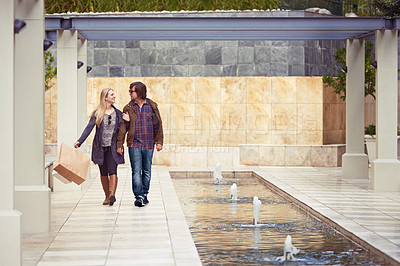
[22,165,400,265]
[22,164,201,266]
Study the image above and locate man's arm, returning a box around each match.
[117,108,128,153]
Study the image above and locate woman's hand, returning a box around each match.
[73,142,80,149]
[117,147,123,155]
[122,112,130,122]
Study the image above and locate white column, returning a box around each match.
[77,39,89,151]
[14,0,50,233]
[372,29,400,191]
[0,0,22,264]
[342,39,369,179]
[55,29,81,191]
[77,39,91,178]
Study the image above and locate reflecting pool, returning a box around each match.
[172,174,385,265]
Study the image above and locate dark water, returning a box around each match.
[172,175,386,265]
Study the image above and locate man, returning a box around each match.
[117,81,163,207]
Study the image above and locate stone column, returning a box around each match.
[14,0,50,233]
[55,29,81,191]
[372,29,400,191]
[77,39,88,137]
[0,0,22,264]
[77,39,91,179]
[342,39,369,179]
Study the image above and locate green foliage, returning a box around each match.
[322,41,376,101]
[45,0,279,13]
[372,0,400,17]
[365,124,400,135]
[364,124,376,136]
[45,51,57,91]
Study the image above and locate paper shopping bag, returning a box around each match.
[52,169,71,184]
[53,143,89,185]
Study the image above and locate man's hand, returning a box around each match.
[117,147,123,155]
[156,144,163,152]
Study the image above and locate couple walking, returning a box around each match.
[74,81,163,207]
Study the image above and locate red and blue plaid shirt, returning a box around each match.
[133,99,154,150]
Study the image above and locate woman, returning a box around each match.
[74,88,125,206]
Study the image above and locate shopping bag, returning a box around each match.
[52,170,71,184]
[53,143,89,185]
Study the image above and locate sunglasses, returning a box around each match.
[129,89,136,94]
[108,115,112,125]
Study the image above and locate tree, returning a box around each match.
[322,41,376,101]
[372,0,400,17]
[45,51,57,91]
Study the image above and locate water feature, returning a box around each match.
[171,173,386,265]
[229,183,237,200]
[213,163,223,183]
[253,196,261,225]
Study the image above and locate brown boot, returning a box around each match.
[109,174,118,206]
[100,176,110,205]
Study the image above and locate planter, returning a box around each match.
[365,135,400,163]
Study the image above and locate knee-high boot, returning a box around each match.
[109,174,118,206]
[100,176,110,205]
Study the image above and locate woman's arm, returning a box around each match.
[75,116,96,147]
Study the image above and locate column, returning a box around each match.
[55,29,81,191]
[77,39,88,151]
[77,39,91,178]
[0,0,22,264]
[372,29,400,191]
[14,0,50,233]
[342,39,369,179]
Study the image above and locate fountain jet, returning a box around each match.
[229,183,237,200]
[213,162,223,183]
[284,235,299,261]
[253,196,261,225]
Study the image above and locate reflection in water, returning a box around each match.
[172,175,386,265]
[254,227,261,250]
[230,201,237,215]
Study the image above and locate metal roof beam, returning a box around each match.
[45,16,396,41]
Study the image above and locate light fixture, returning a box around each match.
[14,19,26,34]
[77,61,84,69]
[43,39,53,51]
[371,60,377,69]
[86,66,93,73]
[341,66,348,73]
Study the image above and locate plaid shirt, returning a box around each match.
[133,99,154,150]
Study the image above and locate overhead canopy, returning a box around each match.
[45,13,400,41]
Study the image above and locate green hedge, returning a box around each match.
[45,0,279,14]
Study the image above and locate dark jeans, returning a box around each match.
[128,147,154,198]
[98,146,117,176]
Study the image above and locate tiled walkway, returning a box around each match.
[22,165,201,265]
[22,165,400,265]
[252,166,400,265]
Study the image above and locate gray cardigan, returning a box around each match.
[77,105,125,165]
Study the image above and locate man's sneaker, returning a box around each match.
[134,196,145,207]
[143,195,149,205]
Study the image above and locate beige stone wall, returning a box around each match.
[45,79,57,144]
[322,85,346,144]
[46,77,332,146]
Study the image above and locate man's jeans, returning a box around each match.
[128,147,154,198]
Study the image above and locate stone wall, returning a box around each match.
[81,39,344,78]
[45,76,345,146]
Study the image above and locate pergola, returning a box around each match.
[45,13,400,190]
[1,1,400,263]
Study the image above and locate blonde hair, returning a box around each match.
[93,88,113,127]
